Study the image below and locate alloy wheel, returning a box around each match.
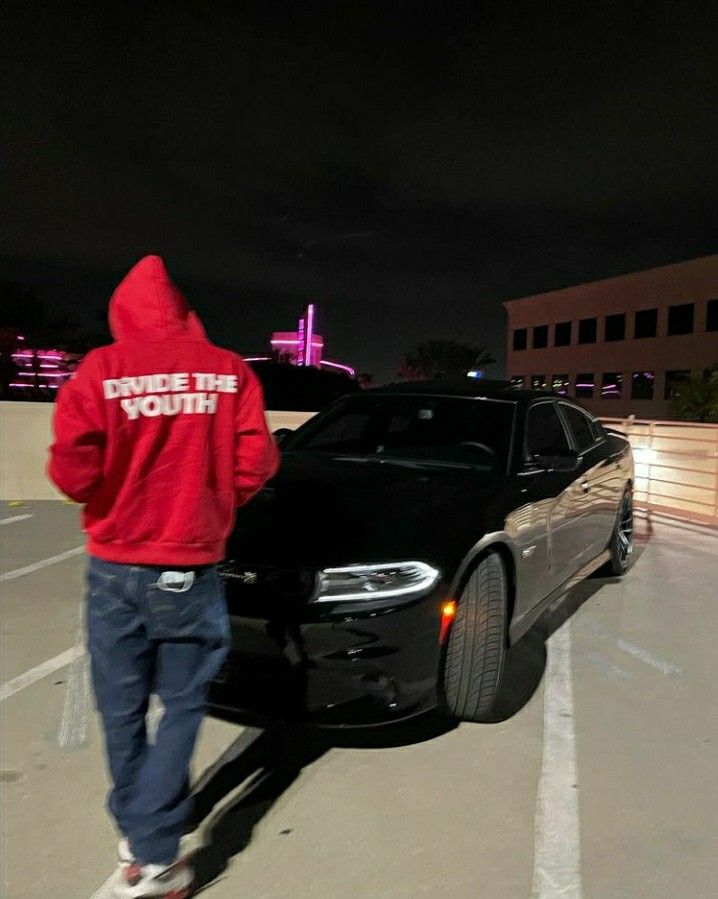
[618,492,634,562]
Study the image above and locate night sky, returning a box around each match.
[3,2,718,381]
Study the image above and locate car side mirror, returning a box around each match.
[273,428,293,446]
[529,449,579,472]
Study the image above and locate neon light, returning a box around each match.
[320,359,356,377]
[243,356,271,362]
[297,316,305,366]
[305,303,315,367]
[270,339,300,345]
[12,352,63,361]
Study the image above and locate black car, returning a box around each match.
[209,381,634,727]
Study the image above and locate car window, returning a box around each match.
[291,394,516,471]
[590,418,607,441]
[303,412,373,452]
[560,405,595,452]
[526,403,571,457]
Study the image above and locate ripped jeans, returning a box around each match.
[86,556,229,864]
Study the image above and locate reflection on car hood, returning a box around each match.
[228,451,505,569]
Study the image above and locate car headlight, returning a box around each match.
[315,561,440,603]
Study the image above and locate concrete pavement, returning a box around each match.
[2,504,717,898]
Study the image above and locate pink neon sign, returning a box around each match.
[267,304,353,375]
[305,303,315,368]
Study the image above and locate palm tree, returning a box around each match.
[669,365,718,422]
[397,340,495,381]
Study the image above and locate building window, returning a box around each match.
[631,371,655,400]
[578,317,597,344]
[707,299,718,332]
[531,374,547,390]
[513,328,528,350]
[533,324,549,349]
[510,376,525,388]
[601,372,623,399]
[667,302,694,336]
[605,313,626,342]
[664,370,690,400]
[634,308,658,339]
[554,321,572,346]
[551,374,570,396]
[575,373,595,398]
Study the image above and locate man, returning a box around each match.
[48,255,279,898]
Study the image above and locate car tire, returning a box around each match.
[441,551,508,723]
[607,486,633,576]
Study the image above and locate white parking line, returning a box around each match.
[614,638,681,676]
[0,646,82,702]
[0,545,85,582]
[532,620,583,899]
[0,513,34,525]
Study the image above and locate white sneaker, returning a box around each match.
[117,859,193,898]
[118,838,133,866]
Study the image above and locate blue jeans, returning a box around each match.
[86,557,229,864]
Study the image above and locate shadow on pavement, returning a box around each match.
[190,537,651,889]
[189,712,456,892]
[482,536,648,723]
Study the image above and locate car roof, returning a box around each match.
[366,379,556,404]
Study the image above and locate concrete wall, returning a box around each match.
[601,416,718,526]
[4,402,716,527]
[0,402,315,501]
[504,254,718,419]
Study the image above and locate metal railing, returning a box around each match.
[600,417,718,527]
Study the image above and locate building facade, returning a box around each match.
[504,254,718,419]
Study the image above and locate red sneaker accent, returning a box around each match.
[125,862,143,887]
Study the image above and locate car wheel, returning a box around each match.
[607,486,633,576]
[441,551,508,723]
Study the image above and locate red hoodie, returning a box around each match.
[48,255,279,565]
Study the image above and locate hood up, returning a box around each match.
[108,255,206,341]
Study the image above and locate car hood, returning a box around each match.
[228,451,505,570]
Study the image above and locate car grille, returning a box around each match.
[218,561,317,609]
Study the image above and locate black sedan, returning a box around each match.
[209,381,634,726]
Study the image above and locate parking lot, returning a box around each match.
[2,502,717,898]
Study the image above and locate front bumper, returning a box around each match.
[208,584,446,727]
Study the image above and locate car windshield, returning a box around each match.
[286,394,516,472]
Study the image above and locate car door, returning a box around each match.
[557,403,616,562]
[516,400,586,605]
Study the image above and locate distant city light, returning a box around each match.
[467,370,484,379]
[266,304,354,376]
[9,343,81,394]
